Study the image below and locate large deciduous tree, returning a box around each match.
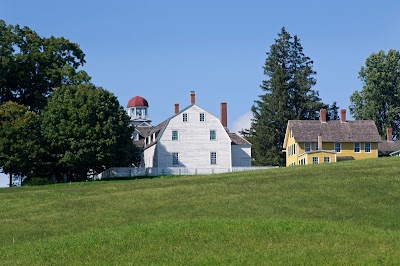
[249,27,323,166]
[0,20,90,112]
[0,101,40,187]
[41,84,137,181]
[350,49,400,140]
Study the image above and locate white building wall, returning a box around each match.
[157,105,232,169]
[143,144,156,167]
[231,145,252,167]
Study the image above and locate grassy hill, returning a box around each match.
[1,157,400,265]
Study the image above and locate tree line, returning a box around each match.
[244,27,400,166]
[0,20,140,187]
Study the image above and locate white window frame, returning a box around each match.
[183,113,188,122]
[305,142,311,152]
[364,142,371,153]
[334,142,341,153]
[172,130,179,141]
[312,157,319,164]
[354,142,360,153]
[210,152,217,165]
[324,157,330,163]
[172,152,179,165]
[200,113,205,122]
[210,130,217,141]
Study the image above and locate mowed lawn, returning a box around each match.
[1,157,400,265]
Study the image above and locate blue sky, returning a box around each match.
[1,0,399,187]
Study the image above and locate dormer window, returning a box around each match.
[132,131,139,141]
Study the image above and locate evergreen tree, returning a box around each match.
[249,27,323,166]
[325,101,340,121]
[350,49,400,139]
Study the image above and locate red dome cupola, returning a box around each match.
[127,96,151,127]
[127,96,149,108]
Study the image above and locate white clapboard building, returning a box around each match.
[127,91,252,174]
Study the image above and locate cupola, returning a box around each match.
[127,96,151,127]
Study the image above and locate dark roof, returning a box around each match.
[228,133,252,145]
[135,126,153,138]
[141,119,170,149]
[378,140,400,156]
[288,120,381,143]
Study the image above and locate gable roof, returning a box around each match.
[286,120,381,146]
[378,140,400,156]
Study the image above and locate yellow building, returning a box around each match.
[283,109,381,166]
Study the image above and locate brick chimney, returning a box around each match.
[387,127,393,141]
[220,102,227,128]
[318,133,322,150]
[190,91,195,105]
[340,109,347,123]
[174,103,179,114]
[319,109,327,123]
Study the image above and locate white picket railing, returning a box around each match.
[96,166,278,180]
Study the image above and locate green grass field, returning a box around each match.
[1,157,400,265]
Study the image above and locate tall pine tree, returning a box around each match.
[249,27,323,166]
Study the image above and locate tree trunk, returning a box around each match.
[9,172,12,187]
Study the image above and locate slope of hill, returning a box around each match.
[1,157,399,265]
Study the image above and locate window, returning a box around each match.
[200,113,205,122]
[334,142,341,153]
[354,142,360,153]
[364,142,371,153]
[305,142,311,152]
[210,152,217,165]
[324,157,330,163]
[172,130,179,141]
[172,153,179,165]
[314,142,318,151]
[288,144,296,156]
[132,131,139,141]
[210,130,217,140]
[312,157,319,164]
[183,113,188,122]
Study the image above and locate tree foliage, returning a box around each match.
[249,27,323,166]
[349,49,400,139]
[41,84,138,181]
[0,101,40,187]
[324,101,340,121]
[0,20,90,112]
